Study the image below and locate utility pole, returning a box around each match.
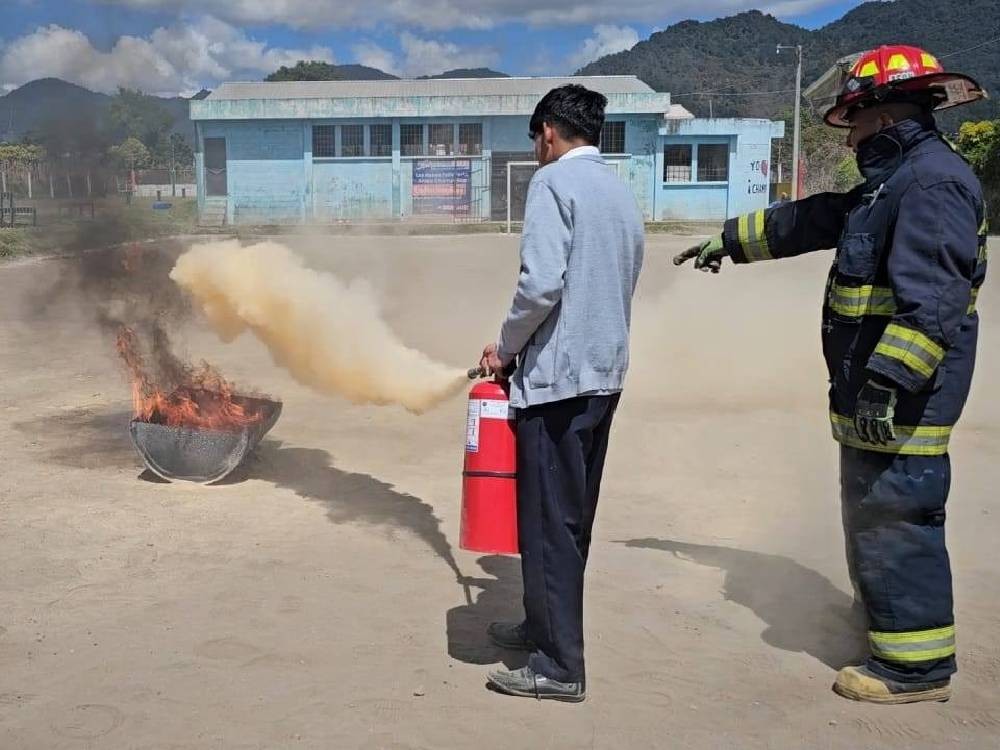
[170,135,176,197]
[777,44,803,200]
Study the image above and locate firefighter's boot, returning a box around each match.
[833,665,951,704]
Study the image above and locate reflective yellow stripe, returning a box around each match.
[872,645,957,662]
[874,322,945,380]
[874,342,936,378]
[753,210,772,261]
[871,625,955,642]
[830,413,952,456]
[887,53,911,72]
[858,60,879,78]
[738,210,772,263]
[830,284,980,318]
[969,287,980,315]
[828,284,896,317]
[869,626,956,664]
[737,213,750,259]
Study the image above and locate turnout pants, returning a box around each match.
[840,446,956,683]
[516,394,620,683]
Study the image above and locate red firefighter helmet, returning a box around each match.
[809,44,987,128]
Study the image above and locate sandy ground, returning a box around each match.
[1,232,999,750]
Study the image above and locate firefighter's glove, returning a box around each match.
[855,380,897,446]
[673,235,727,274]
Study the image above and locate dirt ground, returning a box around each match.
[1,232,998,750]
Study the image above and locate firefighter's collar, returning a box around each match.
[855,116,935,185]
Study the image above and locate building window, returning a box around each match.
[428,123,454,156]
[313,125,336,158]
[371,124,392,157]
[458,123,483,155]
[697,143,730,182]
[401,124,424,156]
[341,124,365,157]
[663,144,692,182]
[601,121,626,154]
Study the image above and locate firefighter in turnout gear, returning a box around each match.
[675,45,989,704]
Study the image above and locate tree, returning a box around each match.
[957,121,999,172]
[773,108,859,195]
[151,132,194,170]
[108,88,173,148]
[0,142,46,193]
[109,137,151,170]
[0,142,47,171]
[266,61,344,82]
[957,120,1000,230]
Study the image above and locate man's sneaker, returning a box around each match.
[487,621,534,651]
[833,665,951,704]
[487,666,585,703]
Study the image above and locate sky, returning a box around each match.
[0,0,871,96]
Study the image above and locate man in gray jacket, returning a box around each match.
[479,84,644,702]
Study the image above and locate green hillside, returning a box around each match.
[578,0,1000,124]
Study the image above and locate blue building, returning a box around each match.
[189,76,784,226]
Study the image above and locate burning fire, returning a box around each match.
[116,326,267,432]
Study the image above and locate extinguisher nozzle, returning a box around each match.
[467,367,485,380]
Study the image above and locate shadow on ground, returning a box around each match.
[244,439,471,600]
[14,406,139,471]
[445,554,526,669]
[620,538,866,669]
[17,406,471,602]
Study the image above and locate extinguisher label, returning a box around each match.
[479,399,509,420]
[466,400,481,453]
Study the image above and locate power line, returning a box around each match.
[939,30,1000,59]
[672,88,796,97]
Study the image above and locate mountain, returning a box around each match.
[578,0,1000,123]
[0,78,108,141]
[267,61,510,81]
[420,68,511,79]
[306,64,398,81]
[265,61,399,82]
[0,77,196,144]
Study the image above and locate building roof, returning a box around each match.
[206,76,657,101]
[190,75,672,121]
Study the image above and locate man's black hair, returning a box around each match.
[529,84,608,145]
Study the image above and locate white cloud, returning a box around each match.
[0,19,333,96]
[352,41,400,77]
[94,0,845,30]
[353,33,500,78]
[759,0,844,16]
[566,25,640,71]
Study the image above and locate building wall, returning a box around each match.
[199,120,306,224]
[653,118,784,222]
[313,159,395,221]
[194,114,782,225]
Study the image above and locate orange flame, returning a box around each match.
[116,326,266,432]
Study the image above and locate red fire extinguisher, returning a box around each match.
[460,368,518,554]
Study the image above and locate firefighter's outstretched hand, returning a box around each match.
[855,380,897,445]
[479,343,506,379]
[673,235,727,274]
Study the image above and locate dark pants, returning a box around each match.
[516,393,620,683]
[840,446,956,684]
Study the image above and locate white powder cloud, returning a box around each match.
[0,18,333,96]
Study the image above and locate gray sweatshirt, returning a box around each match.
[497,152,644,408]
